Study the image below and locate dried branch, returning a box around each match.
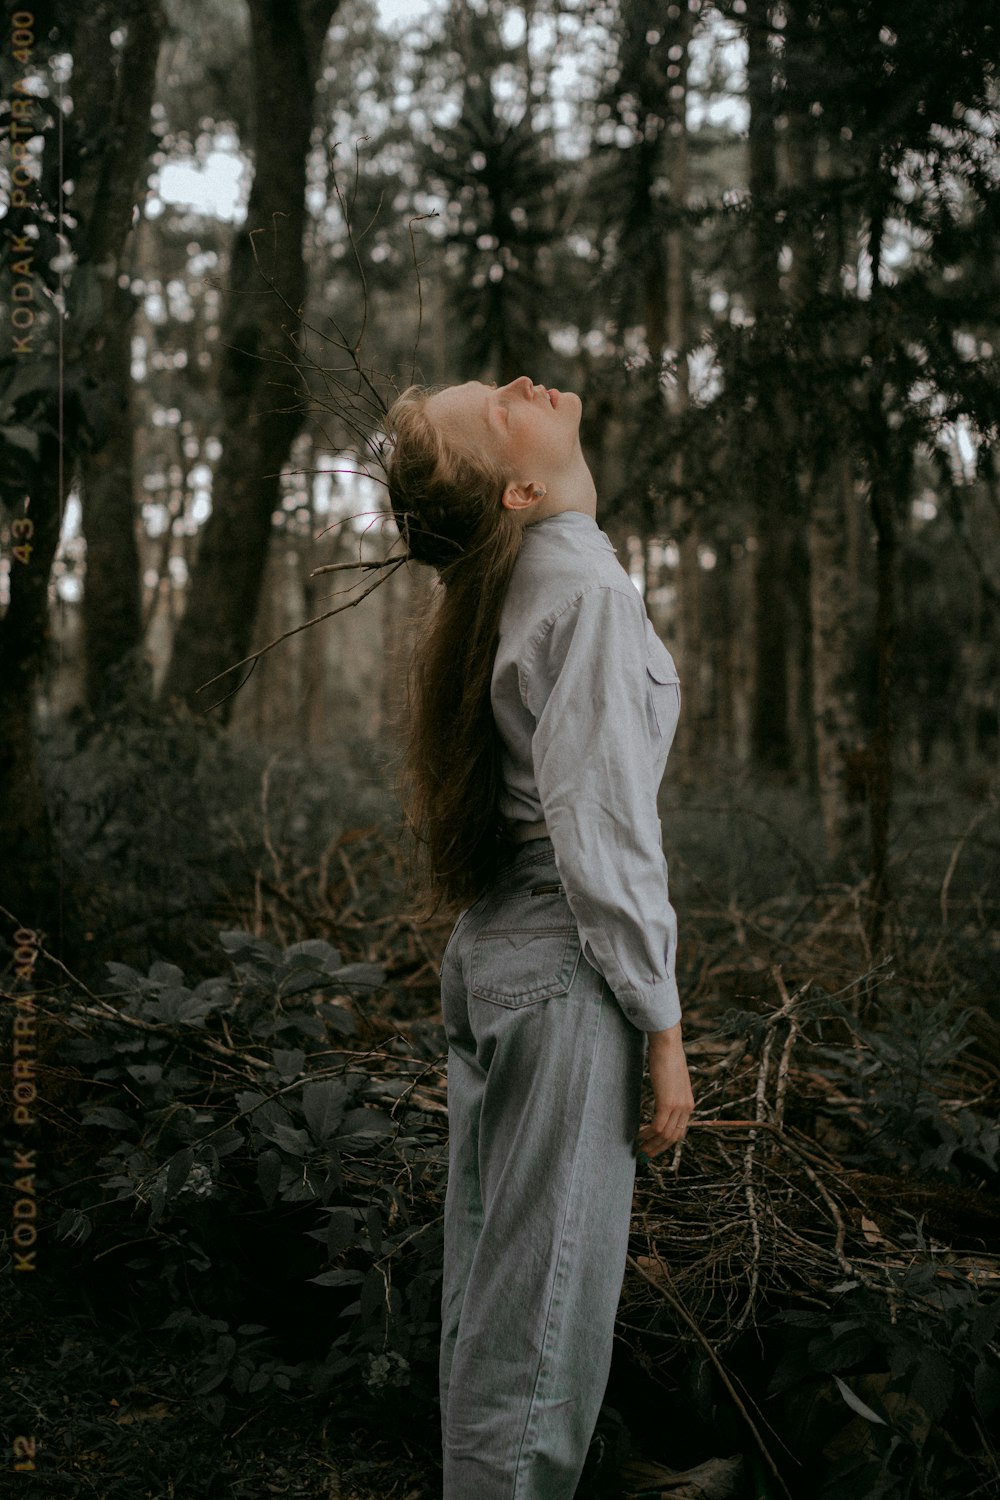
[194,558,408,701]
[627,1252,796,1500]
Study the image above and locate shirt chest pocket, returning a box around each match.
[644,630,681,742]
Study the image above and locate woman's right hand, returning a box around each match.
[636,1022,694,1160]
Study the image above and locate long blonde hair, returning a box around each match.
[384,384,524,913]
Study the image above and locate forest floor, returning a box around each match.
[4,744,1000,1499]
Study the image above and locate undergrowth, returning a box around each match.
[1,724,998,1497]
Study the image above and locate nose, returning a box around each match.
[498,376,536,399]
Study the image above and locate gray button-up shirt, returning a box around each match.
[492,510,683,1032]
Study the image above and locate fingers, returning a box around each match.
[635,1107,692,1159]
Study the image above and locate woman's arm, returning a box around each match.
[638,1022,695,1158]
[524,582,682,1032]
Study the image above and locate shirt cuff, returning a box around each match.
[612,975,682,1033]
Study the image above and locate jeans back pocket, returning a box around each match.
[470,893,581,1009]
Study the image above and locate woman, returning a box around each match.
[383,374,695,1500]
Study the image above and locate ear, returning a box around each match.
[501,480,545,514]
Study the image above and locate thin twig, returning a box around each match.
[194,558,407,697]
[627,1252,796,1499]
[310,557,401,576]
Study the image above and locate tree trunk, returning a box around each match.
[789,521,817,787]
[0,2,163,950]
[746,0,794,773]
[662,5,700,775]
[864,193,903,961]
[0,433,68,947]
[79,284,150,710]
[160,0,339,718]
[806,444,866,868]
[750,523,793,771]
[783,24,821,793]
[867,445,898,954]
[72,0,165,711]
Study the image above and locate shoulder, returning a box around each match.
[534,579,645,662]
[518,581,647,709]
[502,522,638,632]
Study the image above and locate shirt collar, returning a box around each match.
[525,510,616,553]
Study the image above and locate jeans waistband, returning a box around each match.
[490,836,560,896]
[509,817,550,845]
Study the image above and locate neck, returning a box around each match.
[527,454,598,524]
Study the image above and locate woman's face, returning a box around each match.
[425,376,583,485]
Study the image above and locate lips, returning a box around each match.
[547,388,558,407]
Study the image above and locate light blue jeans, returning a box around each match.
[439,838,646,1499]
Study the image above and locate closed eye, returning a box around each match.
[483,387,507,428]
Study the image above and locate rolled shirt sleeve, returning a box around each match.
[522,582,681,1033]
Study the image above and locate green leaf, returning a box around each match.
[282,969,325,997]
[0,423,40,459]
[219,929,256,950]
[149,1180,168,1226]
[333,962,385,989]
[337,1107,393,1140]
[143,986,193,1022]
[176,996,220,1028]
[149,961,185,985]
[212,1127,244,1158]
[360,1268,386,1327]
[257,1150,282,1208]
[282,1177,320,1203]
[194,977,232,1003]
[319,1004,357,1036]
[310,1268,364,1288]
[811,1326,874,1372]
[832,1375,888,1426]
[201,1392,225,1426]
[0,360,59,411]
[302,1079,349,1140]
[126,1063,163,1084]
[106,961,142,988]
[219,930,280,964]
[323,1207,357,1256]
[970,1298,1000,1350]
[322,1151,342,1195]
[67,263,109,337]
[366,1206,383,1256]
[56,1208,92,1244]
[166,1148,194,1200]
[260,1121,311,1156]
[285,939,342,970]
[270,1048,306,1080]
[974,1358,1000,1418]
[163,1065,201,1090]
[81,1106,134,1130]
[236,1090,268,1115]
[908,1350,954,1420]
